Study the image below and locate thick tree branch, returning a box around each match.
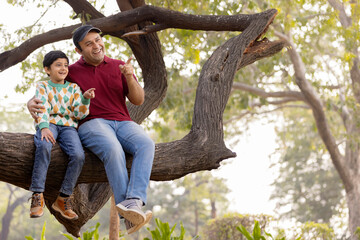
[64,0,105,19]
[0,6,279,72]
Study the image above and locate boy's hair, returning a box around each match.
[43,50,69,68]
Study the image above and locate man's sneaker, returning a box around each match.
[116,199,145,225]
[30,193,44,218]
[125,210,153,235]
[52,196,78,220]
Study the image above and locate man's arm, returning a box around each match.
[27,96,45,120]
[119,58,145,105]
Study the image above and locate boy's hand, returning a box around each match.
[41,128,56,145]
[84,88,96,99]
[119,57,135,79]
[27,97,45,120]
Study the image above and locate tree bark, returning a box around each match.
[0,5,284,237]
[109,195,120,240]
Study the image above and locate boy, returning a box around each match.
[29,50,95,220]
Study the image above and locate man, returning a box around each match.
[27,25,154,234]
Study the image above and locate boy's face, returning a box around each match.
[44,58,69,84]
[76,31,105,66]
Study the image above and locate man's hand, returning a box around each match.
[119,57,144,105]
[27,96,45,120]
[119,57,135,80]
[83,88,96,99]
[41,128,56,145]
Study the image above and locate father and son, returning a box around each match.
[26,25,155,234]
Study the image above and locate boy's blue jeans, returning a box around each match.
[30,124,85,195]
[78,119,155,205]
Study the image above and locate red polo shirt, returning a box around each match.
[66,55,132,124]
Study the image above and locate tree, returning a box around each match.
[0,0,284,236]
[270,108,344,223]
[203,0,359,237]
[0,184,28,240]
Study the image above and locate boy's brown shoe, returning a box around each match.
[30,193,44,218]
[52,196,78,220]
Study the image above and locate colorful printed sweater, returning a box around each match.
[34,80,90,129]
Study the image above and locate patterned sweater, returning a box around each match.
[34,80,90,129]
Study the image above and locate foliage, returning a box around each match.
[237,220,301,240]
[144,218,188,240]
[200,213,272,240]
[62,222,109,240]
[0,105,34,133]
[355,227,360,239]
[25,221,111,240]
[270,108,344,223]
[25,221,47,240]
[298,222,336,240]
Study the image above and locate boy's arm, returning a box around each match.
[71,85,93,120]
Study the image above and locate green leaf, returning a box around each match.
[237,225,254,240]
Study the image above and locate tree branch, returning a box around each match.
[327,0,352,28]
[0,6,279,72]
[284,31,351,191]
[232,82,306,102]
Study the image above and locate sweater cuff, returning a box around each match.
[38,122,49,130]
[81,95,90,105]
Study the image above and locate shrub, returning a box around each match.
[201,213,272,240]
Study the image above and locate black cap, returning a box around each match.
[72,25,101,50]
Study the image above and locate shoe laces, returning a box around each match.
[122,199,142,210]
[63,197,72,211]
[30,194,42,208]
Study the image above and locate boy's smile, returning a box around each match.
[44,58,69,84]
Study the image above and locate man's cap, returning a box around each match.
[73,25,101,49]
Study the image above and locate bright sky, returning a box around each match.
[0,2,278,217]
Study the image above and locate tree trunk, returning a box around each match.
[194,201,199,237]
[109,195,120,240]
[210,200,216,219]
[0,5,284,237]
[346,185,360,239]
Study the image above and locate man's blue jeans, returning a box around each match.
[30,124,85,195]
[78,119,155,205]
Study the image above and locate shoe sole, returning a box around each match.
[116,203,146,225]
[51,203,78,220]
[127,210,153,235]
[30,212,44,218]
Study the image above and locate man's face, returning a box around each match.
[77,31,105,66]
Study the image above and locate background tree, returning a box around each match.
[187,0,359,237]
[0,184,28,240]
[270,108,344,223]
[0,0,284,236]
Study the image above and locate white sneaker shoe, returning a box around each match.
[125,210,153,234]
[116,199,146,225]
